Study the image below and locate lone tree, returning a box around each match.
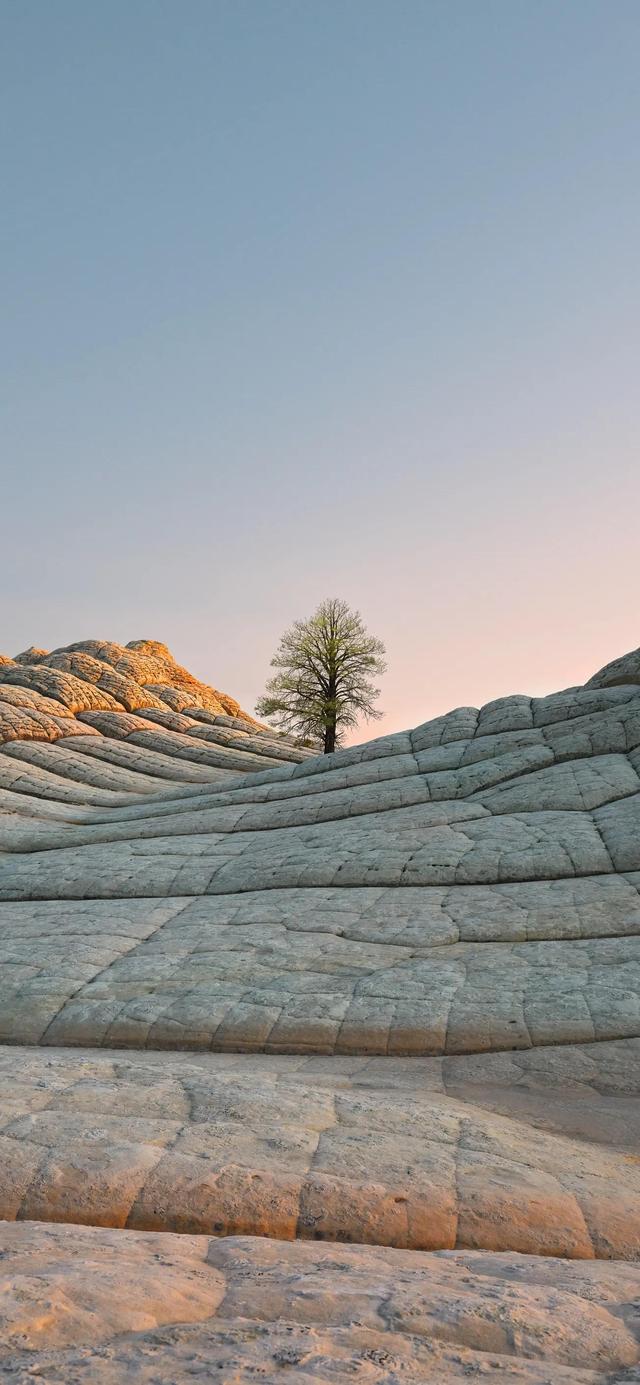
[256,598,386,754]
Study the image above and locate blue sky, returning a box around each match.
[2,0,639,733]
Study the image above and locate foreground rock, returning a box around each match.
[1,1042,638,1258]
[1,640,640,1378]
[1,1222,640,1382]
[2,643,640,1058]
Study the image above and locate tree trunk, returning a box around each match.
[324,678,337,754]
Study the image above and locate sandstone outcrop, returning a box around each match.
[2,1223,640,1382]
[1,640,639,1380]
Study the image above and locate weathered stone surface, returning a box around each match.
[2,651,640,1058]
[0,638,308,764]
[0,1042,638,1257]
[587,645,640,690]
[2,641,640,1377]
[2,1222,640,1382]
[2,888,640,1055]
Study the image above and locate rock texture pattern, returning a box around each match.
[1,1041,639,1258]
[2,1223,640,1383]
[1,639,640,1380]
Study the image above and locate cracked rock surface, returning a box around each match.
[1,640,640,1380]
[2,1223,640,1382]
[1,1041,639,1258]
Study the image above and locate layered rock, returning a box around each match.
[2,1224,640,1382]
[0,637,308,766]
[1,1041,639,1258]
[1,641,640,1380]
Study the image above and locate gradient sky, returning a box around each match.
[2,0,639,741]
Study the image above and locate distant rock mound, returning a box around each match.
[587,644,640,689]
[0,636,310,778]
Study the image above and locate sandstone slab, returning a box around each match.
[2,641,640,1378]
[1,1222,640,1382]
[1,1041,638,1257]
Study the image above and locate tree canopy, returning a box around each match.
[256,598,386,754]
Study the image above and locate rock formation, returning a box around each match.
[1,638,639,1381]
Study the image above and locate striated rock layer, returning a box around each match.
[1,639,640,1380]
[2,1223,640,1383]
[2,1041,639,1258]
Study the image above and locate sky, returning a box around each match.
[1,0,639,741]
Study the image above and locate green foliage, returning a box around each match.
[256,598,386,752]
